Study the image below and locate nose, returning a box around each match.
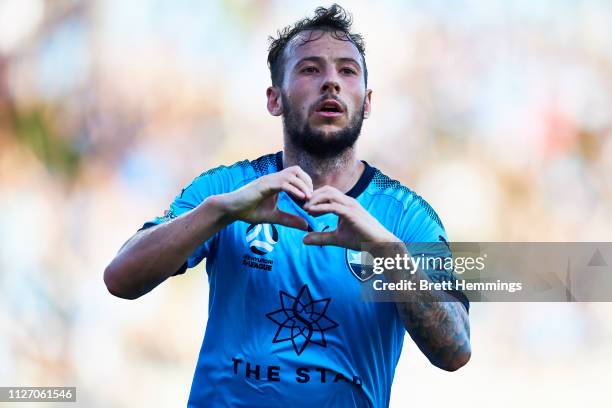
[321,75,340,94]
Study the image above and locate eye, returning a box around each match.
[301,66,319,74]
[341,67,357,75]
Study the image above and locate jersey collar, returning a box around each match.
[274,151,375,200]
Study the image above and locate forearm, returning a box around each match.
[104,195,230,299]
[374,243,471,371]
[393,272,471,371]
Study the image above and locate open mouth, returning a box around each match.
[315,99,345,117]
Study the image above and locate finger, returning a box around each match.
[304,203,346,216]
[280,182,306,200]
[292,167,314,193]
[306,187,350,207]
[287,175,312,200]
[303,231,338,246]
[283,166,313,198]
[268,210,309,231]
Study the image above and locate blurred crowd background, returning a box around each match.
[1,0,611,406]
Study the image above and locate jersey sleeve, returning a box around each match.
[396,197,470,312]
[139,165,239,276]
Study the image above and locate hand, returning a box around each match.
[302,185,399,250]
[218,166,313,230]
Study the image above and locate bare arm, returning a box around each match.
[378,243,471,372]
[103,196,229,299]
[104,166,314,300]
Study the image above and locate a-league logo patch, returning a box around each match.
[246,223,279,255]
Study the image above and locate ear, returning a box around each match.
[363,89,372,119]
[266,86,283,116]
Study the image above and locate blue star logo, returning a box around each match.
[266,285,339,356]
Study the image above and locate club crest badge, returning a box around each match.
[345,249,375,281]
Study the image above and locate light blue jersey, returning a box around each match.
[141,152,468,408]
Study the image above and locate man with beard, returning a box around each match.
[104,4,471,407]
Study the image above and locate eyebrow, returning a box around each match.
[295,56,362,70]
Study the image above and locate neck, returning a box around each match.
[282,140,364,193]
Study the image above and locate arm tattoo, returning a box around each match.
[394,285,470,369]
[374,243,471,370]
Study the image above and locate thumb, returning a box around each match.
[268,209,309,231]
[303,231,338,247]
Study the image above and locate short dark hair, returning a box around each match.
[267,4,368,88]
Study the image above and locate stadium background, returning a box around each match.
[1,0,611,406]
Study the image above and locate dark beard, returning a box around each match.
[282,93,365,159]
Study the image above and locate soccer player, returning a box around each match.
[104,4,471,407]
